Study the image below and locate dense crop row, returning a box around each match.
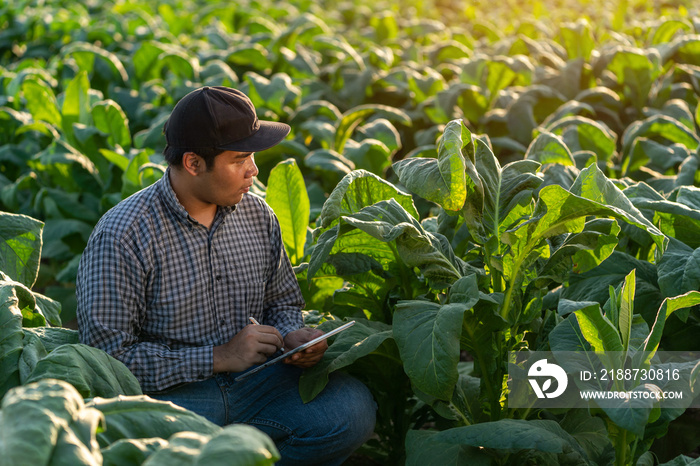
[2,0,700,465]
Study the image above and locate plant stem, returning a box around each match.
[629,437,639,465]
[614,429,628,466]
[485,245,504,294]
[450,401,472,426]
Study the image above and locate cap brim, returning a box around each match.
[217,121,291,153]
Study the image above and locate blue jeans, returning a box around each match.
[149,362,376,465]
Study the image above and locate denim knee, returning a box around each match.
[274,372,376,466]
[335,373,377,446]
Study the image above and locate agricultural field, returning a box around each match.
[2,0,700,464]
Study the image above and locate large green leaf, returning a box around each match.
[559,409,615,465]
[405,429,491,466]
[244,72,301,117]
[562,251,663,324]
[61,71,92,144]
[665,36,700,65]
[525,131,575,166]
[537,218,620,283]
[599,385,660,437]
[643,291,700,356]
[225,44,270,69]
[289,100,341,126]
[0,279,26,399]
[569,165,666,250]
[29,140,102,194]
[433,83,489,124]
[656,238,700,297]
[605,48,662,110]
[504,165,666,285]
[24,344,142,399]
[313,35,365,71]
[472,142,541,244]
[61,41,129,85]
[137,425,279,465]
[92,99,132,150]
[506,86,567,144]
[303,149,354,191]
[618,269,636,352]
[87,396,221,447]
[406,419,590,466]
[343,138,393,176]
[133,41,199,81]
[121,150,157,198]
[549,304,624,353]
[393,301,467,400]
[546,116,617,163]
[0,271,59,328]
[265,159,309,264]
[559,19,595,60]
[330,266,394,319]
[22,327,79,352]
[621,115,700,160]
[101,438,168,466]
[672,186,700,210]
[21,79,61,126]
[651,19,692,46]
[307,226,396,283]
[0,379,104,465]
[624,183,700,249]
[0,212,43,288]
[622,137,688,182]
[393,119,469,212]
[18,330,48,382]
[341,199,466,288]
[357,118,401,153]
[293,263,345,315]
[333,104,410,154]
[317,169,417,229]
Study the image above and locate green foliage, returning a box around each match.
[298,119,700,464]
[0,379,279,466]
[265,158,310,264]
[0,212,43,288]
[2,0,700,464]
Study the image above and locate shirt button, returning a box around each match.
[219,319,225,326]
[215,275,222,281]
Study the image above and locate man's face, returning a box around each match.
[197,150,258,206]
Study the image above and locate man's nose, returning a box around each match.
[247,156,258,177]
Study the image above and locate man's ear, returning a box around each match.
[182,152,204,175]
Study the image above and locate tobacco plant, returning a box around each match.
[297,119,700,464]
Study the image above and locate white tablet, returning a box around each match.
[234,320,356,382]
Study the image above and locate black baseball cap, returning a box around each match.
[163,86,290,152]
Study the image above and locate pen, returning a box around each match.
[248,316,261,326]
[248,316,283,351]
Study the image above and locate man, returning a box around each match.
[77,86,376,465]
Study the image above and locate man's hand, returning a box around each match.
[213,323,284,373]
[283,327,328,368]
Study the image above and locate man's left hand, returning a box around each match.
[283,327,328,368]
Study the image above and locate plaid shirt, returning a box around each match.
[76,169,304,393]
